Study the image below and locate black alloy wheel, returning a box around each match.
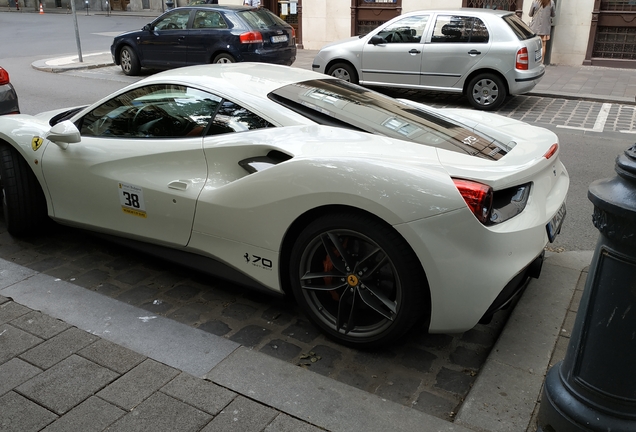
[289,213,427,348]
[0,145,48,236]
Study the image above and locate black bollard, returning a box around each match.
[537,146,636,431]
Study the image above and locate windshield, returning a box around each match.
[503,14,535,40]
[269,79,509,160]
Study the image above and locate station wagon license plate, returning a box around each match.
[535,49,542,62]
[271,35,288,43]
[546,202,566,243]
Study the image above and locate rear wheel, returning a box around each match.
[289,212,427,348]
[213,53,235,64]
[0,145,48,236]
[326,62,358,84]
[120,46,141,76]
[467,73,507,111]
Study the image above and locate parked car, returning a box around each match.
[0,67,20,115]
[0,63,567,348]
[312,9,545,111]
[111,5,296,76]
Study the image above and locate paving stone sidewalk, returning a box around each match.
[0,294,323,432]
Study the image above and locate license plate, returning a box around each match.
[535,49,542,62]
[546,202,566,243]
[271,35,288,43]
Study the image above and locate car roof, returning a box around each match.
[139,63,329,99]
[174,4,252,11]
[403,8,512,17]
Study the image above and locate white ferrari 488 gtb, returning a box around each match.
[0,63,568,347]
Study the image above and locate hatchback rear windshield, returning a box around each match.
[238,9,288,29]
[503,14,535,40]
[269,79,510,160]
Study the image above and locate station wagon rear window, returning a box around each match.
[269,79,510,160]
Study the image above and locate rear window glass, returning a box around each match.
[238,9,288,29]
[269,79,510,160]
[503,14,535,40]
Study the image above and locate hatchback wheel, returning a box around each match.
[213,53,235,64]
[327,63,358,84]
[289,212,427,348]
[120,46,140,76]
[467,73,507,111]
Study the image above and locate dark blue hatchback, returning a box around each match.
[111,5,296,76]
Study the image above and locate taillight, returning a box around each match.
[240,31,263,44]
[0,67,9,86]
[543,143,558,159]
[291,27,296,38]
[516,47,529,70]
[453,179,493,224]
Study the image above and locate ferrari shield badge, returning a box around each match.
[31,137,43,151]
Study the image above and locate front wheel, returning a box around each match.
[326,62,358,84]
[120,46,141,76]
[289,213,427,348]
[467,73,507,111]
[0,145,48,236]
[213,53,235,64]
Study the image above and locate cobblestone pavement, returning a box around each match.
[380,88,636,134]
[0,220,513,421]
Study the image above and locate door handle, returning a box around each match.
[409,49,421,54]
[468,49,481,55]
[168,180,189,191]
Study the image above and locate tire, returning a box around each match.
[0,145,48,237]
[120,46,141,76]
[289,212,427,348]
[213,53,235,64]
[467,73,507,111]
[326,62,359,84]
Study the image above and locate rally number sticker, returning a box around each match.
[118,182,147,218]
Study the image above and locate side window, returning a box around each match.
[431,16,489,43]
[193,11,227,29]
[78,85,222,138]
[154,10,191,30]
[376,15,429,44]
[207,100,273,136]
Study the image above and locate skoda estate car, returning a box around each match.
[313,9,545,111]
[111,5,296,76]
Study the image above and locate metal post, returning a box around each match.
[85,0,88,14]
[537,146,636,431]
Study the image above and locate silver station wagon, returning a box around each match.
[312,9,545,111]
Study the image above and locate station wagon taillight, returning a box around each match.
[516,47,529,70]
[240,31,263,44]
[0,67,10,85]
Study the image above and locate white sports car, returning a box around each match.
[0,63,568,347]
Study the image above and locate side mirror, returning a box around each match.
[369,35,386,45]
[143,24,153,31]
[46,120,81,149]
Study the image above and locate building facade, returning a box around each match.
[7,0,635,68]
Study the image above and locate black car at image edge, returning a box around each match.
[0,67,20,116]
[111,4,296,76]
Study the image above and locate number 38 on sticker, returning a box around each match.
[119,182,147,218]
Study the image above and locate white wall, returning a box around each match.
[302,0,353,49]
[549,0,593,65]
